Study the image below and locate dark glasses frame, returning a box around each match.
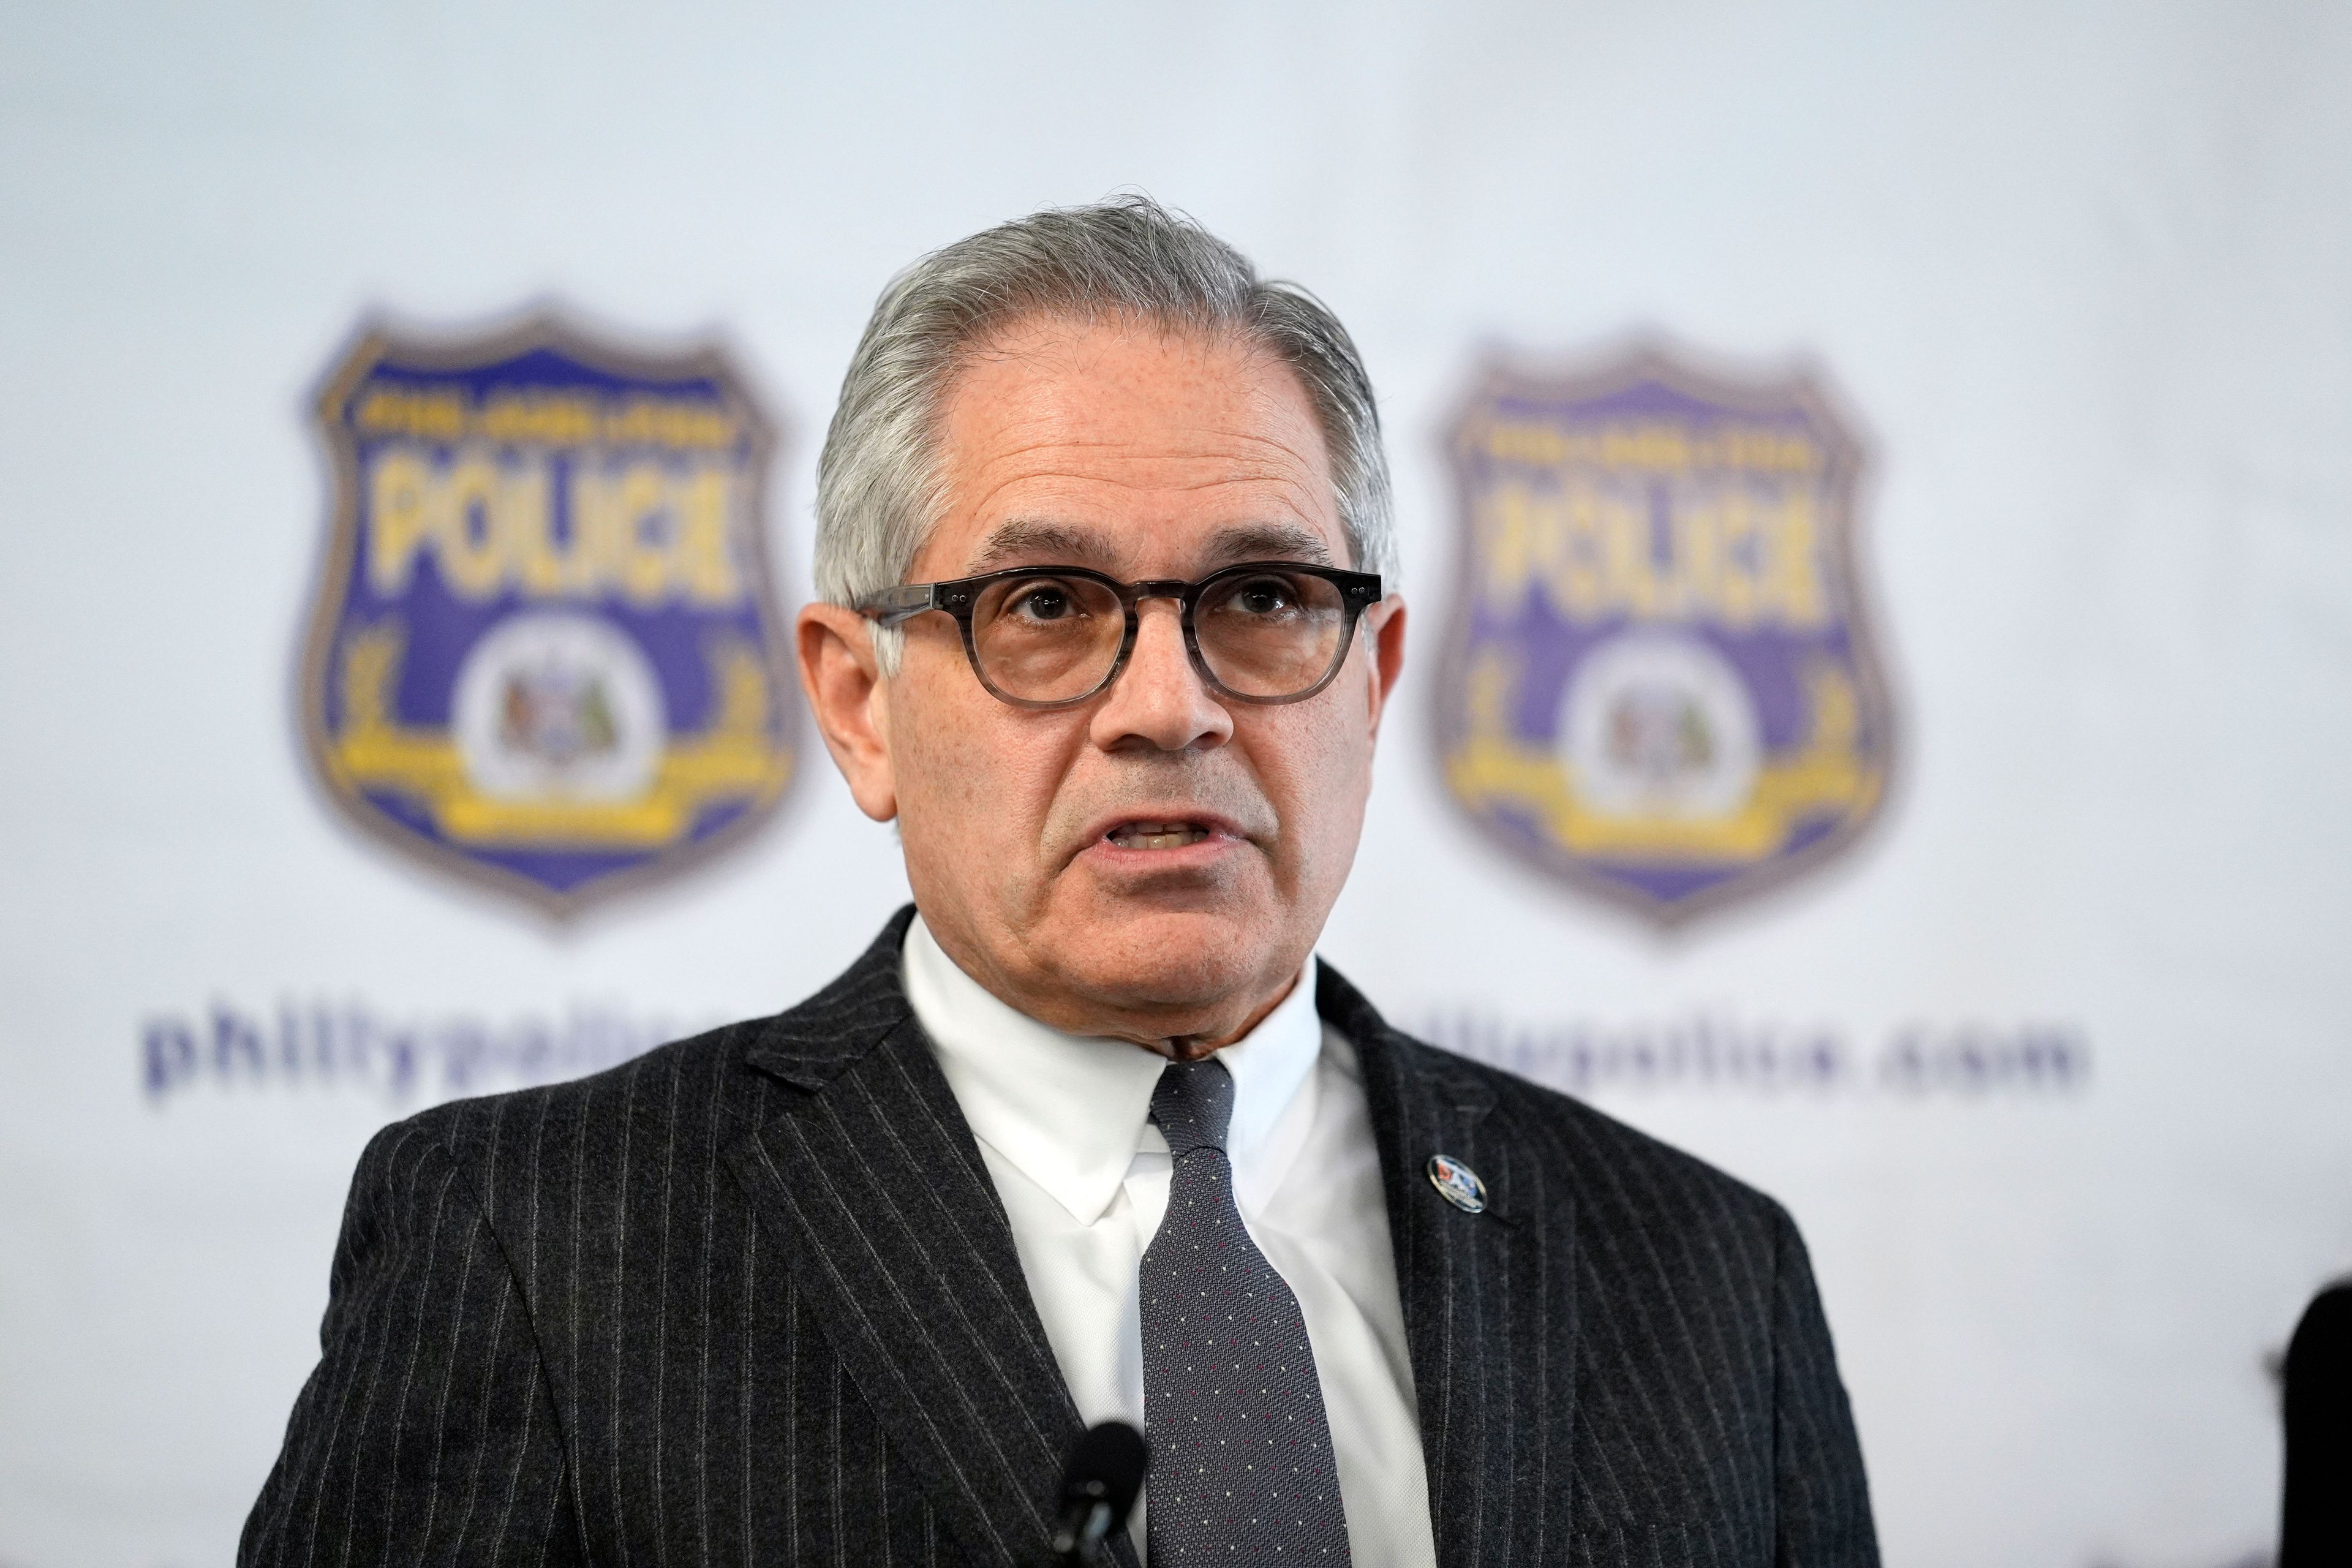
[856,560,1385,710]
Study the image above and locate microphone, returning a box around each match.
[2282,1281,2352,1565]
[1047,1420,1148,1566]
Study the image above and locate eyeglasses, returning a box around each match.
[856,560,1384,710]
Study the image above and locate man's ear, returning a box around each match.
[1361,593,1408,745]
[796,603,900,822]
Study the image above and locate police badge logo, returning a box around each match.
[1436,342,1894,927]
[299,312,795,916]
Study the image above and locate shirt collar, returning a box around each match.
[902,913,1325,1226]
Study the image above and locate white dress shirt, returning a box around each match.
[902,915,1436,1568]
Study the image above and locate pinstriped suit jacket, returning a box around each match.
[242,908,1876,1567]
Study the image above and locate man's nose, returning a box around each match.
[1088,600,1233,753]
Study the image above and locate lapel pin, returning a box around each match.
[1427,1153,1487,1214]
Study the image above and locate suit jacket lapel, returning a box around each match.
[725,913,1139,1568]
[1323,963,1582,1568]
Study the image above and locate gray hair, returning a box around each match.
[813,196,1393,668]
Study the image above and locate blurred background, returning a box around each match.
[3,3,2348,1564]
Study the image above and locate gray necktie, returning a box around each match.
[1140,1057,1352,1563]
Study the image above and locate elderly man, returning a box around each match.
[243,199,1877,1567]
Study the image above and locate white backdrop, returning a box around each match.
[4,4,2348,1564]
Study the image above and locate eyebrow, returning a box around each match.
[1200,521,1336,568]
[967,519,1112,572]
[965,518,1338,575]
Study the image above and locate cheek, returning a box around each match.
[891,673,1072,870]
[1252,701,1374,881]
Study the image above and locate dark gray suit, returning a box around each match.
[242,908,1876,1566]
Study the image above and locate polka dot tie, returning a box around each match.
[1140,1058,1352,1564]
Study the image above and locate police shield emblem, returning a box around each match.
[1436,343,1894,926]
[299,312,794,916]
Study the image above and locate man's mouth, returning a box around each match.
[1106,820,1215,851]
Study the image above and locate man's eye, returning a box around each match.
[1013,584,1075,620]
[1234,579,1297,615]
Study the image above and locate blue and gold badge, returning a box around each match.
[299,313,794,916]
[1436,344,1894,926]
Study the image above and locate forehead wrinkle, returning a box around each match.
[959,427,1325,484]
[957,457,1333,536]
[950,381,1327,460]
[953,420,1330,502]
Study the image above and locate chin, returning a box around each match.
[1049,898,1302,1020]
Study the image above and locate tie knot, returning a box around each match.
[1150,1058,1235,1156]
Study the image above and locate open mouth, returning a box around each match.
[1106,820,1214,851]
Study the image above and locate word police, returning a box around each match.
[356,383,745,609]
[1467,419,1831,630]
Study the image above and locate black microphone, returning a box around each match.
[2281,1281,2352,1566]
[1047,1420,1148,1566]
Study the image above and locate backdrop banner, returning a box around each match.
[3,6,2347,1567]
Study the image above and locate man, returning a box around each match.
[243,198,1877,1567]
